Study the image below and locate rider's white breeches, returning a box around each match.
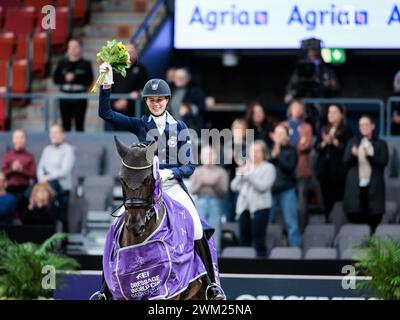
[162,179,203,240]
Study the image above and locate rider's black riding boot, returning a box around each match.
[195,236,226,300]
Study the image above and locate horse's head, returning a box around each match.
[114,136,158,237]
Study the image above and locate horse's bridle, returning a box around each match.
[117,159,162,223]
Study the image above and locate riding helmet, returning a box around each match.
[141,79,171,99]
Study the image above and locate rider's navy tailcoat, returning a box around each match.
[99,88,195,181]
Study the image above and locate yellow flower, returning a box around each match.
[117,44,126,52]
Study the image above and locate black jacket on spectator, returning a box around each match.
[316,125,353,212]
[22,202,58,226]
[270,145,298,194]
[249,122,274,149]
[53,58,93,93]
[170,83,205,134]
[343,136,389,215]
[111,64,149,116]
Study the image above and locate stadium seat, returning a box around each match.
[381,201,399,224]
[0,0,20,10]
[0,61,10,87]
[47,7,71,52]
[24,0,53,12]
[385,178,400,203]
[269,247,302,259]
[0,6,3,29]
[67,195,88,233]
[83,175,114,211]
[11,59,30,94]
[0,87,7,131]
[222,221,240,240]
[72,142,105,178]
[265,223,284,253]
[4,7,35,35]
[335,224,370,255]
[0,32,15,61]
[304,247,337,260]
[222,246,257,259]
[32,32,50,78]
[328,202,349,232]
[16,34,30,60]
[302,224,336,252]
[56,0,87,25]
[374,224,400,242]
[340,247,365,260]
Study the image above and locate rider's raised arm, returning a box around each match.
[99,87,141,133]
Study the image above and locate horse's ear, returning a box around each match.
[146,140,157,163]
[114,136,129,158]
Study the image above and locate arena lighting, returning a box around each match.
[222,50,239,67]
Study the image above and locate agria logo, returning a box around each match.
[189,5,268,31]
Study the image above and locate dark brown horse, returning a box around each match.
[104,137,205,300]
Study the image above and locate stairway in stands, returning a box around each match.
[12,0,154,133]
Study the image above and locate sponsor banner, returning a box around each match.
[54,272,374,300]
[174,0,400,49]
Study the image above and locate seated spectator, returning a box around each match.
[231,140,276,257]
[245,101,274,148]
[343,115,389,232]
[22,182,58,226]
[105,43,149,131]
[269,125,301,247]
[283,99,313,232]
[0,172,16,225]
[316,104,353,218]
[391,70,400,135]
[190,145,229,253]
[1,130,36,218]
[37,124,75,232]
[169,67,205,134]
[222,118,249,222]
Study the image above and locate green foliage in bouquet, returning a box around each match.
[354,236,400,300]
[0,232,79,299]
[91,39,132,93]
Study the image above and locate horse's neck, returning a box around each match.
[120,206,166,248]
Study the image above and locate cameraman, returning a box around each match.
[284,48,339,132]
[284,48,339,103]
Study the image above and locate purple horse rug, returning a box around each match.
[102,193,221,300]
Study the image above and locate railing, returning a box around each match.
[0,93,50,131]
[301,98,385,137]
[0,94,395,137]
[0,93,142,132]
[386,97,400,137]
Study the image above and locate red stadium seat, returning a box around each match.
[72,0,87,25]
[0,7,4,29]
[16,34,30,60]
[0,0,20,10]
[56,0,87,25]
[0,63,9,130]
[39,6,70,52]
[0,32,16,61]
[11,59,29,94]
[0,61,10,87]
[24,0,54,21]
[4,7,36,35]
[32,32,49,78]
[11,59,30,106]
[24,0,53,11]
[0,86,7,131]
